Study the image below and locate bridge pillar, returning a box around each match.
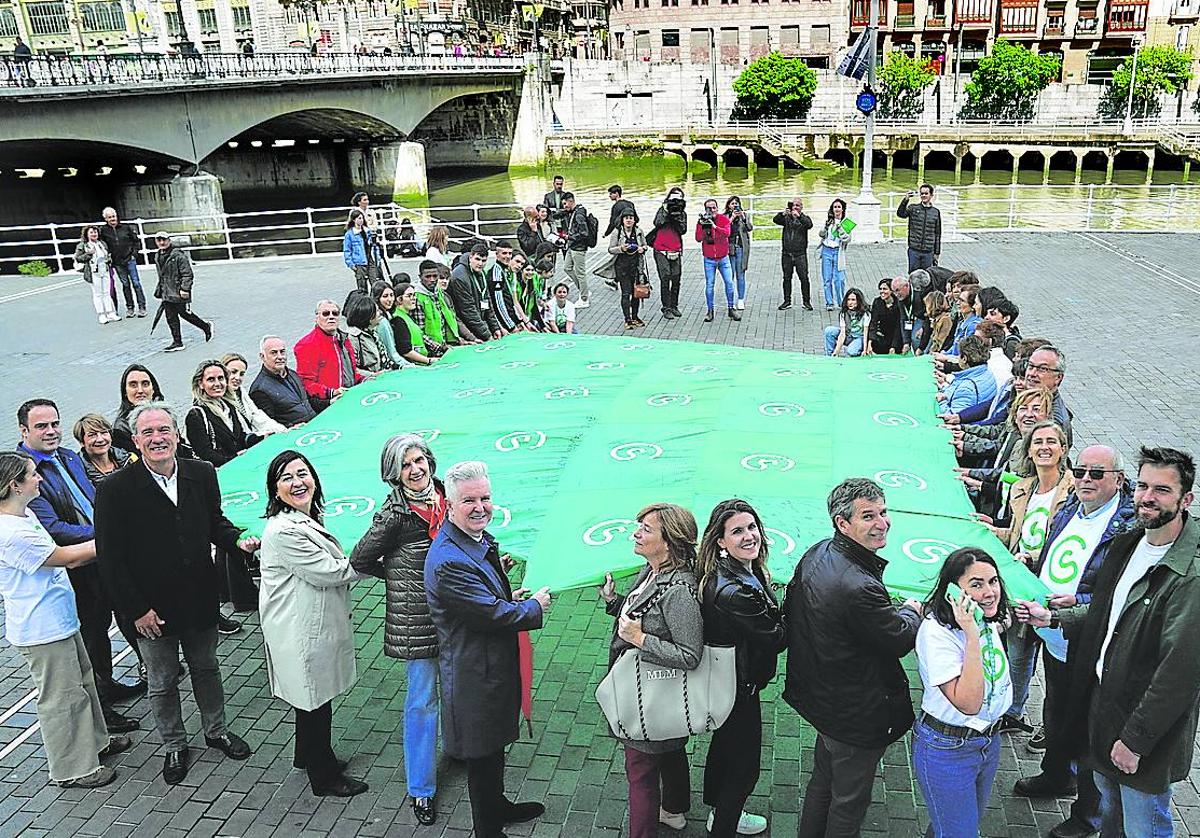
[1042,150,1051,185]
[1074,151,1084,184]
[1145,148,1156,184]
[1105,153,1114,184]
[349,141,429,204]
[885,151,895,179]
[1184,159,1192,183]
[974,154,982,184]
[1011,155,1020,184]
[953,154,963,185]
[117,172,225,240]
[510,55,550,167]
[916,148,926,182]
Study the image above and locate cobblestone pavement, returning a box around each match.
[1,233,1198,837]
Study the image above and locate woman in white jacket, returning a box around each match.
[75,226,119,324]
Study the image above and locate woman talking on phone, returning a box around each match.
[913,547,1012,838]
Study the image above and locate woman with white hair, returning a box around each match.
[349,433,446,826]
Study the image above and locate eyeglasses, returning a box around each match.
[1071,466,1118,480]
[1027,363,1061,374]
[319,309,340,317]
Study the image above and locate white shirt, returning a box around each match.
[917,616,1013,731]
[1036,494,1121,661]
[550,299,577,330]
[148,461,178,505]
[987,348,1013,393]
[1018,486,1058,555]
[0,509,80,647]
[425,245,449,266]
[1095,535,1173,682]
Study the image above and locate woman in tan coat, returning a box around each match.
[259,449,367,798]
[984,419,1074,560]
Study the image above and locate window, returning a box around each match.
[0,7,19,36]
[232,5,252,29]
[662,29,680,46]
[25,1,70,35]
[780,24,800,44]
[163,9,183,36]
[811,23,830,41]
[197,7,217,33]
[661,0,679,6]
[80,1,125,32]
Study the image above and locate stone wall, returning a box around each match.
[409,91,521,169]
[203,147,346,194]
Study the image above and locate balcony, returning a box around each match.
[954,0,994,25]
[1107,0,1148,31]
[1042,20,1065,35]
[1074,15,1099,34]
[1171,0,1199,18]
[926,12,948,25]
[896,12,916,26]
[998,0,1038,34]
[850,0,888,27]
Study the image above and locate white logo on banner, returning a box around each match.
[740,454,796,472]
[454,387,495,399]
[772,368,812,378]
[903,538,960,564]
[544,340,576,350]
[360,391,402,406]
[758,402,807,417]
[868,372,909,382]
[494,431,546,452]
[436,362,461,370]
[474,343,506,353]
[587,361,624,370]
[221,491,259,508]
[410,429,441,443]
[620,344,653,352]
[501,361,538,369]
[493,506,512,528]
[679,364,718,374]
[610,443,664,461]
[295,430,341,447]
[873,470,928,490]
[545,387,590,399]
[764,527,797,555]
[325,496,376,517]
[873,411,919,428]
[646,393,693,407]
[583,518,637,546]
[704,349,740,357]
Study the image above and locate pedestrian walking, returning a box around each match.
[153,233,212,353]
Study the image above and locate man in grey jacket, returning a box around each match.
[153,233,212,352]
[896,184,942,272]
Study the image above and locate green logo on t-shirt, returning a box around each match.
[982,643,1008,684]
[1020,506,1051,552]
[1047,534,1087,584]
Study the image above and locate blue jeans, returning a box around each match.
[112,257,147,312]
[824,326,863,357]
[1094,771,1174,838]
[730,245,747,301]
[913,719,1002,838]
[911,317,927,354]
[1006,627,1040,719]
[703,255,734,310]
[820,245,845,307]
[405,657,440,798]
[908,248,935,272]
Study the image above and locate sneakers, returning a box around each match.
[1027,725,1047,754]
[802,302,814,311]
[659,808,686,830]
[707,810,768,835]
[604,279,618,290]
[575,298,590,309]
[778,301,792,311]
[125,310,138,319]
[163,343,185,353]
[624,320,636,330]
[217,614,242,635]
[57,764,116,788]
[996,713,1035,734]
[735,298,745,310]
[728,307,742,322]
[632,317,646,327]
[137,309,148,318]
[824,304,834,311]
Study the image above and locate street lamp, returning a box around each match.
[1122,36,1143,134]
[849,0,884,242]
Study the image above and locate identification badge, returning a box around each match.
[904,319,915,331]
[480,298,490,310]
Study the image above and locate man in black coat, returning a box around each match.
[783,477,923,837]
[542,174,567,235]
[249,335,317,425]
[603,184,637,237]
[153,233,212,352]
[425,461,550,838]
[99,206,147,317]
[772,199,814,311]
[95,401,259,786]
[449,244,501,341]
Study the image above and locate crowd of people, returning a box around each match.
[8,180,1198,838]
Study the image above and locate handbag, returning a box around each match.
[596,580,736,741]
[632,281,651,300]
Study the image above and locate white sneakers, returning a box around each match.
[99,313,120,324]
[707,810,768,835]
[659,807,686,830]
[735,299,746,310]
[575,298,590,309]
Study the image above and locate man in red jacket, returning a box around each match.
[294,299,364,413]
[695,198,740,323]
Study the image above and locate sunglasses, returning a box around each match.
[1071,466,1117,480]
[319,309,340,317]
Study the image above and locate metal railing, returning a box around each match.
[4,185,1200,276]
[0,52,537,91]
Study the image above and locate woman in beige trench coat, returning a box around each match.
[259,449,368,798]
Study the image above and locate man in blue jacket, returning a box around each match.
[17,398,143,733]
[425,461,550,837]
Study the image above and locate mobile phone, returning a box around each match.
[946,583,984,626]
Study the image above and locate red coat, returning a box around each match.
[695,213,732,260]
[294,326,363,401]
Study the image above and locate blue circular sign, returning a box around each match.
[856,90,878,115]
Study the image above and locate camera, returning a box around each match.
[699,211,715,228]
[625,236,639,254]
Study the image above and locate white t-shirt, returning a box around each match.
[1018,486,1058,555]
[0,509,80,647]
[1096,535,1173,682]
[1036,494,1121,661]
[425,245,449,266]
[987,348,1013,393]
[550,299,576,331]
[917,615,1013,731]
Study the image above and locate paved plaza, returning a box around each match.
[0,232,1198,837]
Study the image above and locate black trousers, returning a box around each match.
[704,692,763,837]
[1041,648,1101,823]
[618,275,641,322]
[798,732,886,838]
[294,701,337,789]
[653,250,682,311]
[466,749,508,838]
[782,250,811,305]
[163,300,207,344]
[67,564,140,706]
[216,548,258,611]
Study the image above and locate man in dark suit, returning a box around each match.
[95,400,259,785]
[18,398,143,733]
[425,461,550,838]
[248,335,316,426]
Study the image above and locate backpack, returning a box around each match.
[585,211,599,249]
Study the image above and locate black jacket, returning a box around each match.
[565,205,590,251]
[604,198,637,237]
[153,244,193,303]
[95,458,244,634]
[248,367,316,427]
[772,211,814,254]
[783,533,921,748]
[702,560,785,696]
[869,296,903,352]
[98,222,140,263]
[516,221,545,258]
[185,403,254,467]
[897,198,942,254]
[448,263,499,340]
[349,485,443,661]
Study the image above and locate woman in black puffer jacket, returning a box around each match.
[349,434,445,827]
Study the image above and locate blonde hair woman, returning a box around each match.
[424,225,450,265]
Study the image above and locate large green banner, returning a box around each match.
[217,334,1047,602]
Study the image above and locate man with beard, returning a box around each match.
[1017,446,1200,838]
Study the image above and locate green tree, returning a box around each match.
[731,51,819,120]
[961,40,1060,121]
[1099,46,1195,120]
[878,51,937,120]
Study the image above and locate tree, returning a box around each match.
[961,39,1060,121]
[1099,46,1195,120]
[731,52,819,120]
[878,51,937,120]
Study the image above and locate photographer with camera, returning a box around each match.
[695,198,739,323]
[725,196,753,312]
[649,188,687,320]
[772,198,814,311]
[607,209,649,330]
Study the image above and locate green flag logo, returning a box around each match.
[758,402,807,417]
[326,496,376,518]
[741,454,796,472]
[296,430,341,447]
[610,443,664,461]
[1046,534,1087,584]
[360,390,402,406]
[646,394,692,407]
[903,538,960,564]
[221,490,260,509]
[874,470,928,491]
[494,431,546,452]
[583,519,637,546]
[874,411,920,428]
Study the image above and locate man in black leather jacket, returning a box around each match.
[784,478,923,838]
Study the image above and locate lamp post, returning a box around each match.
[1123,37,1142,134]
[850,0,884,242]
